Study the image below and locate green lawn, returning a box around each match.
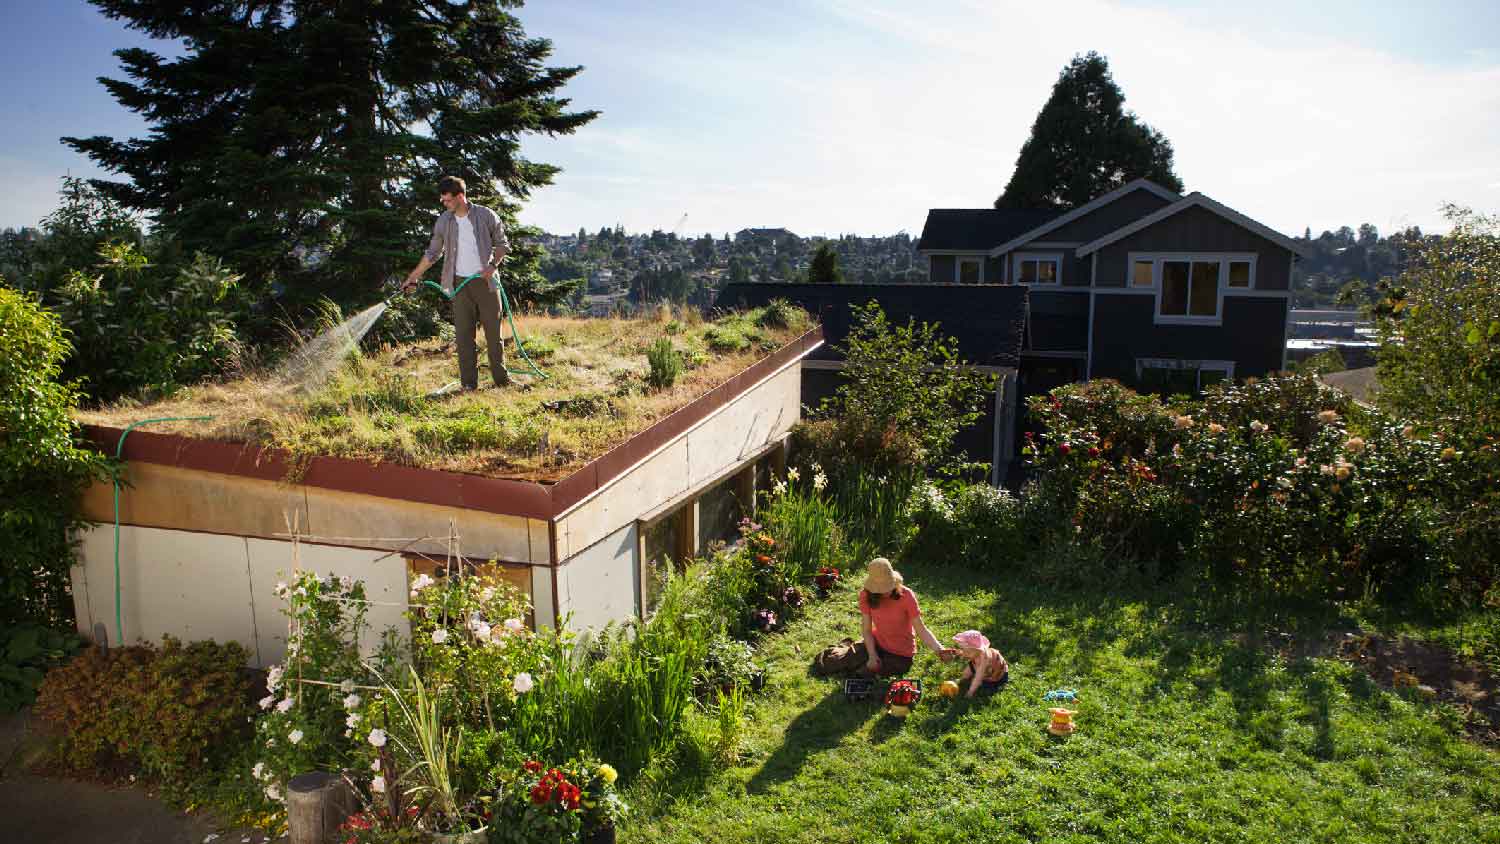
[624,565,1500,843]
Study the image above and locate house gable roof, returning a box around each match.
[1076,192,1309,258]
[987,178,1181,257]
[916,208,1061,253]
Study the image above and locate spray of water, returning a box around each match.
[275,301,390,390]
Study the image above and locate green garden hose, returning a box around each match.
[113,416,213,646]
[419,273,548,380]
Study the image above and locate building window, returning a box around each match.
[1014,253,1061,285]
[958,257,982,284]
[1135,358,1235,394]
[697,473,744,552]
[1129,254,1257,324]
[641,505,689,616]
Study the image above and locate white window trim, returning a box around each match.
[1012,252,1063,286]
[1135,357,1236,391]
[956,256,985,284]
[1127,252,1257,325]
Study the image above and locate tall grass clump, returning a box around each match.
[761,473,843,585]
[646,338,682,390]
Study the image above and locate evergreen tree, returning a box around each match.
[808,243,843,284]
[996,52,1183,209]
[64,0,598,318]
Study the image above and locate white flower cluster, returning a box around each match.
[409,573,435,596]
[811,462,827,492]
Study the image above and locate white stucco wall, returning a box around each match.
[72,523,409,667]
[556,522,639,632]
[552,361,800,560]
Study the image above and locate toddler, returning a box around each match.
[951,630,1009,698]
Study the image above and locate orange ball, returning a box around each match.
[939,680,960,698]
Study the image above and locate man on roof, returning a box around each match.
[401,175,511,390]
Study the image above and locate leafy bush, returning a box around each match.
[695,634,762,698]
[646,337,682,389]
[1024,375,1481,601]
[33,637,257,789]
[803,301,994,478]
[0,624,82,712]
[701,324,750,352]
[0,286,109,627]
[906,481,1025,569]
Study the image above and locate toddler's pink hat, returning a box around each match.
[952,630,989,651]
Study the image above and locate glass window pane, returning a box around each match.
[1200,368,1227,389]
[1037,260,1057,283]
[1160,261,1189,315]
[643,508,684,616]
[697,474,743,551]
[1190,261,1220,316]
[1019,260,1037,283]
[959,260,980,284]
[1132,260,1154,287]
[1228,261,1251,287]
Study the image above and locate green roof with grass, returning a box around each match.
[79,304,811,482]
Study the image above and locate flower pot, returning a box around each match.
[428,828,487,844]
[581,823,617,844]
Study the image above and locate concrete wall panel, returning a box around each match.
[79,463,308,539]
[302,486,535,562]
[531,567,556,630]
[557,522,638,632]
[73,524,256,654]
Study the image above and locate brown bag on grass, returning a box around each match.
[812,637,865,677]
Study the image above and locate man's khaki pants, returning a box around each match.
[452,278,506,389]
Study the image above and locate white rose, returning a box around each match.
[431,629,449,644]
[265,784,283,802]
[371,759,381,772]
[343,693,362,710]
[266,665,284,693]
[288,729,303,745]
[252,762,266,780]
[503,618,525,634]
[513,672,534,694]
[276,697,294,714]
[371,775,386,793]
[346,713,361,728]
[368,728,388,748]
[339,679,356,694]
[409,573,435,596]
[258,695,275,710]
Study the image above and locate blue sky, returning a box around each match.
[3,0,1498,239]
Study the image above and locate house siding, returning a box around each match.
[930,255,956,283]
[1026,290,1089,352]
[1044,188,1176,244]
[1094,206,1292,289]
[1089,293,1286,380]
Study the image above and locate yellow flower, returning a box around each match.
[596,763,618,784]
[1334,462,1352,481]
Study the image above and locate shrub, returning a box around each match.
[0,623,82,712]
[0,286,109,627]
[646,337,682,390]
[33,637,257,790]
[906,482,1025,569]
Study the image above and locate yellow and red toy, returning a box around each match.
[1047,707,1077,736]
[885,679,923,717]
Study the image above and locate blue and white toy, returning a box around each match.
[1043,689,1078,703]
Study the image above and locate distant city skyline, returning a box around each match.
[2,1,1498,240]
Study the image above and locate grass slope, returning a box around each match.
[626,565,1500,843]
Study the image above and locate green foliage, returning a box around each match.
[0,624,82,712]
[906,481,1025,569]
[0,286,108,627]
[33,637,257,791]
[996,51,1183,209]
[4,177,141,295]
[66,0,598,318]
[754,298,801,330]
[1024,375,1487,602]
[646,338,683,390]
[809,301,994,478]
[47,243,243,402]
[1290,348,1347,376]
[807,243,843,284]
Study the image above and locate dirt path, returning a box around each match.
[0,709,274,844]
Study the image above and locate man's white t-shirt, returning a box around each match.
[453,213,485,278]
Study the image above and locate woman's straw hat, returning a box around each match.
[862,557,903,594]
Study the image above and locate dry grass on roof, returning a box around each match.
[77,303,811,482]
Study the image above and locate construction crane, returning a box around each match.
[670,212,689,237]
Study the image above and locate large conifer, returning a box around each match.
[64,0,598,314]
[996,52,1182,210]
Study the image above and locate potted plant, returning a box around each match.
[490,758,627,844]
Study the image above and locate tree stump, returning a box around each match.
[288,771,352,844]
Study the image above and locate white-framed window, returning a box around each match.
[1012,252,1061,285]
[957,257,983,284]
[1128,253,1256,324]
[1135,358,1235,393]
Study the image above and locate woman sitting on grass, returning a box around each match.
[855,558,955,677]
